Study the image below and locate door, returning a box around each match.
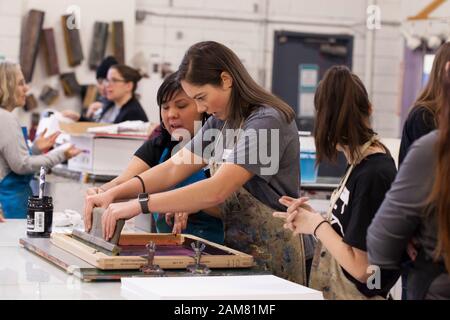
[272,31,354,180]
[272,31,354,132]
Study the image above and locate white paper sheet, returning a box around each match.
[121,275,323,300]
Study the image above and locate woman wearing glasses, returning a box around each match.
[98,64,148,123]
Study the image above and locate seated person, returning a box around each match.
[63,56,118,122]
[96,64,148,123]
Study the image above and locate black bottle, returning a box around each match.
[27,196,53,238]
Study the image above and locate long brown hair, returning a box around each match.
[429,61,450,272]
[314,65,382,164]
[176,41,295,128]
[413,42,450,126]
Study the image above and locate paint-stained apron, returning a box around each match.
[309,137,385,300]
[209,122,306,285]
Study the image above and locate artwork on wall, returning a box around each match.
[88,22,109,70]
[60,72,82,97]
[39,85,59,105]
[112,21,125,64]
[19,10,45,83]
[40,28,60,76]
[17,10,126,113]
[61,14,84,67]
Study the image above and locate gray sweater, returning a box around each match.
[0,108,66,181]
[367,131,450,299]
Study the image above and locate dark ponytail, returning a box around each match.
[313,65,378,164]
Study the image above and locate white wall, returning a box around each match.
[0,1,22,61]
[3,0,446,137]
[1,0,135,126]
[133,0,408,137]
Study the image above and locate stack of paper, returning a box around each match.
[121,275,323,300]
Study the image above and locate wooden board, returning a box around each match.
[60,72,81,96]
[82,85,99,108]
[19,10,45,83]
[40,28,60,76]
[61,15,84,67]
[39,85,59,105]
[111,21,125,64]
[88,22,109,70]
[20,237,263,282]
[51,232,254,270]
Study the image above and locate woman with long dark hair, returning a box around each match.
[397,43,450,299]
[84,41,307,284]
[274,66,400,299]
[367,62,450,300]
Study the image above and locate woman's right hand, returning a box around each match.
[33,128,60,153]
[64,145,82,160]
[85,186,105,196]
[84,191,115,232]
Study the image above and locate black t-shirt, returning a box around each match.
[99,97,149,124]
[331,153,399,297]
[399,106,436,166]
[134,136,175,167]
[134,135,211,176]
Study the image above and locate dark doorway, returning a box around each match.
[272,31,354,181]
[272,31,354,132]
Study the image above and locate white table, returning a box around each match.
[1,220,328,300]
[0,219,124,300]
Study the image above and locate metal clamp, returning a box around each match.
[140,241,164,276]
[186,240,211,275]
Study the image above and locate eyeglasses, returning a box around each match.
[104,78,127,85]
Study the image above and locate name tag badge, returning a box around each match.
[222,149,233,162]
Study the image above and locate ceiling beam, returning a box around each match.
[408,0,447,20]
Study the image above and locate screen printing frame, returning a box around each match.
[50,232,254,270]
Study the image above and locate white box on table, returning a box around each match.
[68,133,146,176]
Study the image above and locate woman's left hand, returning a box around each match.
[101,200,141,240]
[0,212,6,223]
[273,196,323,235]
[34,128,60,153]
[172,212,189,234]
